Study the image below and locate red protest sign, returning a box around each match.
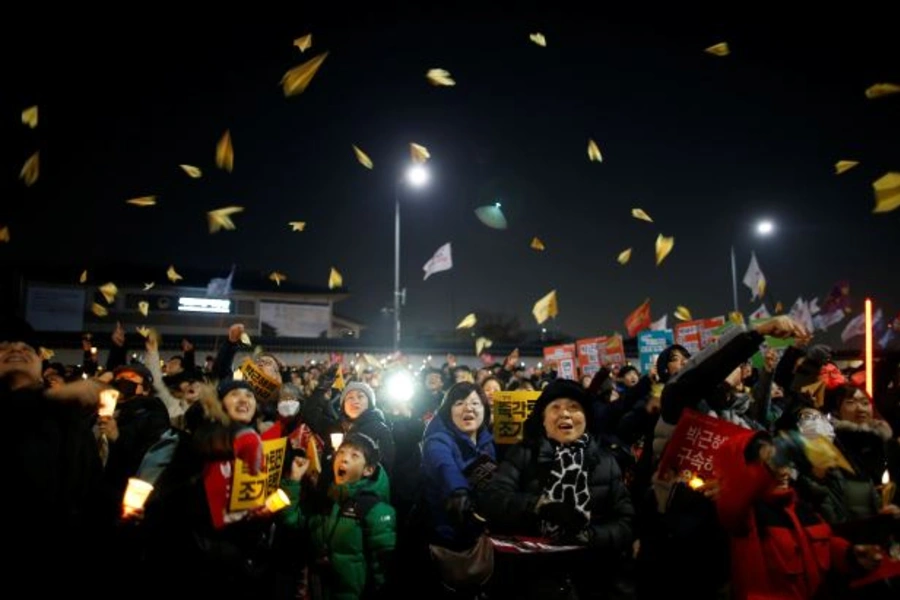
[658,408,746,479]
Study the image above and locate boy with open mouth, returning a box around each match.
[282,432,396,599]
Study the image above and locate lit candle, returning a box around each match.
[98,389,119,418]
[122,478,154,516]
[264,489,291,513]
[883,469,890,485]
[232,368,244,381]
[330,433,344,449]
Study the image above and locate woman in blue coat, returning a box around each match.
[421,381,496,550]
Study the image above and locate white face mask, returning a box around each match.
[799,417,835,441]
[277,400,300,418]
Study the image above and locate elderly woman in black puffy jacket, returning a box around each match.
[480,379,634,599]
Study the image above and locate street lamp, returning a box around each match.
[756,220,774,236]
[730,219,775,314]
[394,164,430,351]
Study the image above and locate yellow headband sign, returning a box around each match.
[238,358,281,400]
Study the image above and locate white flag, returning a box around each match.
[423,242,452,280]
[206,265,235,297]
[749,304,771,322]
[649,315,668,331]
[813,309,845,332]
[808,297,821,315]
[841,309,882,343]
[789,297,814,334]
[742,252,767,301]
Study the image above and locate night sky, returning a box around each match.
[2,17,898,346]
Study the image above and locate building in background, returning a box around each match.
[20,265,364,339]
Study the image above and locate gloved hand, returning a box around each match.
[445,488,473,527]
[538,501,588,531]
[572,525,595,546]
[233,427,264,476]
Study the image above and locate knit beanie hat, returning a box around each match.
[523,378,593,440]
[217,379,255,400]
[340,432,381,467]
[340,381,377,411]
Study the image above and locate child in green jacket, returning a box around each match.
[283,432,396,599]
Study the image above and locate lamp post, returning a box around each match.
[730,219,775,314]
[393,164,429,351]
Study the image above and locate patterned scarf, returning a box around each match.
[540,435,592,538]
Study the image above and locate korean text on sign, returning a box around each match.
[657,409,745,479]
[492,390,541,444]
[229,437,287,512]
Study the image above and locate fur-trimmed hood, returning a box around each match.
[832,417,893,442]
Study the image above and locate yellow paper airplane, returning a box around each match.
[269,271,287,286]
[631,208,653,223]
[872,172,900,214]
[126,196,157,207]
[138,301,149,317]
[410,143,430,163]
[208,206,244,233]
[456,313,477,329]
[216,130,234,172]
[167,265,183,283]
[180,164,202,178]
[617,248,632,265]
[289,221,306,231]
[705,42,730,56]
[293,33,312,52]
[21,105,38,128]
[99,282,118,304]
[328,267,343,289]
[426,68,456,86]
[79,270,87,283]
[530,237,545,251]
[529,33,547,47]
[674,306,692,321]
[281,52,329,97]
[20,152,39,186]
[865,83,900,99]
[587,139,602,162]
[352,145,374,169]
[475,337,493,356]
[834,160,858,175]
[655,234,674,266]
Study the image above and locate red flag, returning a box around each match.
[625,299,652,338]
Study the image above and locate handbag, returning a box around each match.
[429,532,494,589]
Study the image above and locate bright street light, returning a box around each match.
[384,369,416,405]
[406,164,429,187]
[756,220,774,236]
[394,163,430,350]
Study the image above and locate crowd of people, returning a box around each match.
[5,315,899,599]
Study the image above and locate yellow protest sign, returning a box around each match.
[492,390,541,444]
[238,357,282,401]
[229,437,287,512]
